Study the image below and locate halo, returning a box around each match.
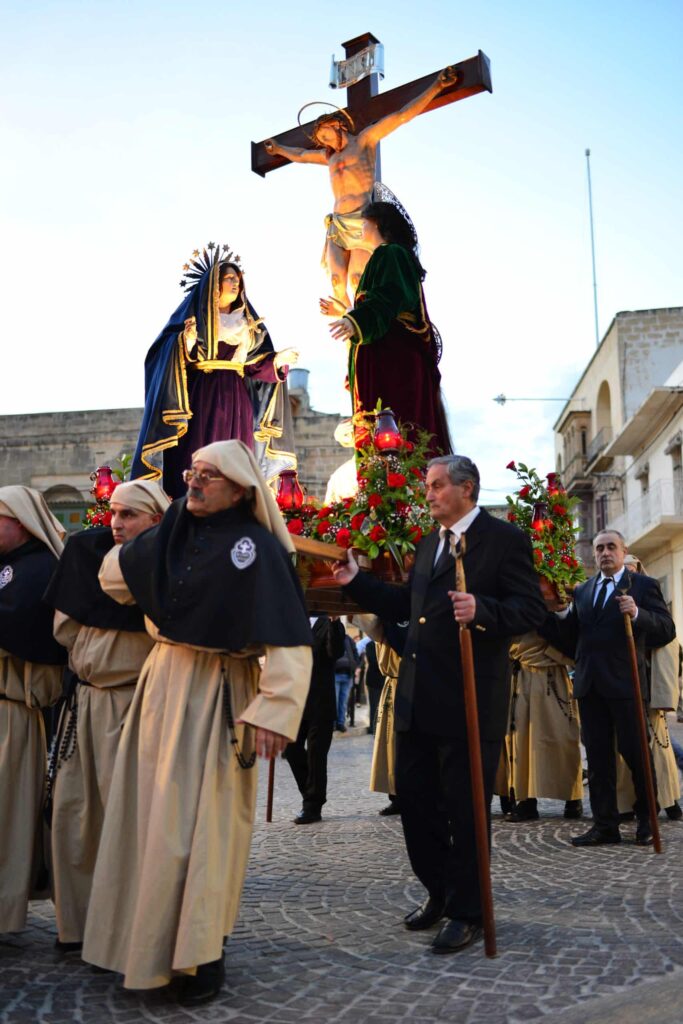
[296,101,355,143]
[179,242,243,292]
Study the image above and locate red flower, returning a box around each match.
[546,544,554,554]
[506,461,517,470]
[351,512,366,531]
[518,485,532,499]
[395,501,409,516]
[533,548,543,562]
[316,520,331,537]
[404,441,414,452]
[410,467,423,479]
[546,473,557,483]
[317,506,332,519]
[336,527,352,548]
[570,557,579,568]
[507,512,517,522]
[342,497,353,508]
[368,493,382,509]
[561,554,572,565]
[387,472,407,488]
[369,524,386,542]
[552,503,567,516]
[287,518,304,535]
[409,525,423,543]
[102,510,112,527]
[357,476,368,489]
[547,558,556,568]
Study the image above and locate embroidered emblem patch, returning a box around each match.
[231,537,256,570]
[0,565,13,589]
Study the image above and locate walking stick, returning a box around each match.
[266,756,275,823]
[452,535,497,957]
[617,580,662,853]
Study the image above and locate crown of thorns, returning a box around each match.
[296,102,356,145]
[179,243,243,291]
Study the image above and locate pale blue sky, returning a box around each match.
[2,0,681,498]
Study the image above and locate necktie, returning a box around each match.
[594,577,612,613]
[433,528,454,576]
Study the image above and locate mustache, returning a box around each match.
[188,488,206,501]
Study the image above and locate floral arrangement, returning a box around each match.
[505,461,585,601]
[82,454,132,529]
[281,423,436,568]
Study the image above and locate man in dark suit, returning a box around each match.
[333,455,546,953]
[285,615,346,824]
[544,529,675,847]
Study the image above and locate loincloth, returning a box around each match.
[321,209,374,269]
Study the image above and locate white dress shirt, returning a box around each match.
[433,506,481,566]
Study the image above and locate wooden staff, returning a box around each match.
[452,534,497,957]
[618,582,662,853]
[266,756,276,823]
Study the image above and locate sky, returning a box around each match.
[2,0,682,500]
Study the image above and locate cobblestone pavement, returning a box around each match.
[2,719,683,1024]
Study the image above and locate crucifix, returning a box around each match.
[252,32,492,306]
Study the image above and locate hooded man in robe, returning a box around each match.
[0,486,66,933]
[82,440,312,1006]
[45,479,171,950]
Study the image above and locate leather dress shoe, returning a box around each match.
[293,809,322,824]
[379,801,400,816]
[178,957,225,1006]
[504,798,539,822]
[431,918,482,954]
[54,938,83,954]
[635,820,653,846]
[665,801,682,821]
[571,826,621,847]
[403,896,445,931]
[563,799,583,820]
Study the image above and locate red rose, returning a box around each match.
[102,510,112,527]
[342,497,353,508]
[533,548,543,562]
[357,476,368,489]
[317,506,332,519]
[336,528,351,548]
[405,441,414,452]
[506,461,516,470]
[546,544,554,554]
[547,558,556,567]
[316,520,331,537]
[369,524,386,542]
[351,512,366,531]
[409,525,422,542]
[395,501,409,516]
[570,558,578,568]
[552,503,567,516]
[561,554,571,565]
[410,467,423,479]
[387,472,407,488]
[518,485,531,499]
[368,493,382,509]
[546,473,557,483]
[507,512,517,522]
[287,518,304,535]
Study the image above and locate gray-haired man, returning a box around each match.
[334,455,546,953]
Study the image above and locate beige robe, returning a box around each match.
[50,612,154,942]
[81,547,311,989]
[0,648,62,932]
[369,644,401,796]
[497,633,583,802]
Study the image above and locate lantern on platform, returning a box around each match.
[373,409,401,454]
[91,466,117,502]
[276,469,304,511]
[531,501,548,532]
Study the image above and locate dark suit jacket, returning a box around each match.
[345,509,547,740]
[304,616,346,721]
[542,571,675,701]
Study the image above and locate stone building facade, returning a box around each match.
[0,369,349,531]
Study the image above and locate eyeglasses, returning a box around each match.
[182,469,226,487]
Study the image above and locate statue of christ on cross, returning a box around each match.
[264,66,456,310]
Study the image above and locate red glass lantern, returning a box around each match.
[91,466,117,502]
[276,469,304,511]
[373,408,402,454]
[531,501,548,532]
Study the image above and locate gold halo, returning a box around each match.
[296,101,355,143]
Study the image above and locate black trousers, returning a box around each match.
[367,686,382,734]
[396,728,501,921]
[284,715,334,813]
[579,688,656,831]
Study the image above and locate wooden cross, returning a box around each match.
[251,32,492,178]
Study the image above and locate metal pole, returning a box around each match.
[585,148,600,348]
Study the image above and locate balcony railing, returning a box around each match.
[607,479,683,539]
[563,454,589,487]
[586,426,613,466]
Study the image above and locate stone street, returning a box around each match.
[2,722,683,1024]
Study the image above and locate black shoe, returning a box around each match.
[665,802,682,821]
[635,820,653,846]
[563,799,583,820]
[336,724,347,733]
[54,938,83,953]
[404,896,445,931]
[379,801,400,816]
[504,798,539,822]
[431,919,483,954]
[571,826,621,847]
[178,958,225,1006]
[618,810,636,822]
[293,809,322,824]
